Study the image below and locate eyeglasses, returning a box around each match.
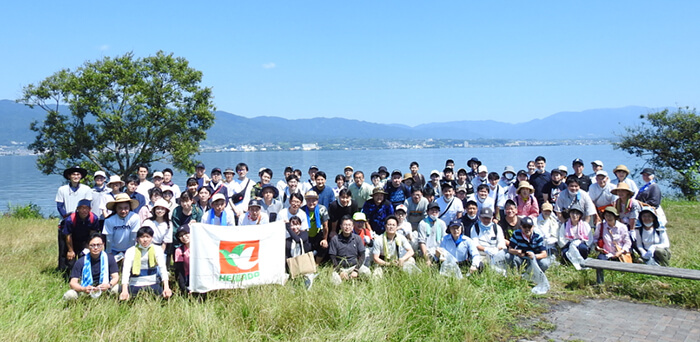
[89,244,104,249]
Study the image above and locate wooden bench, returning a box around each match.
[581,258,700,284]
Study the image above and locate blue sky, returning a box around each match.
[2,1,699,125]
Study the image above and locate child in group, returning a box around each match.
[173,225,191,294]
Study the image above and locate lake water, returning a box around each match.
[1,144,652,216]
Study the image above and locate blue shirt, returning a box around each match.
[361,200,394,235]
[313,185,336,209]
[440,234,481,264]
[509,229,546,254]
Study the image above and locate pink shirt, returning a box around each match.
[594,221,631,255]
[515,195,539,218]
[175,246,190,276]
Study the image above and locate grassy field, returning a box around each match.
[0,200,698,341]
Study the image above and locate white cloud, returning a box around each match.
[262,62,276,69]
[99,44,110,52]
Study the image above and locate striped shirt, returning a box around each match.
[509,230,546,254]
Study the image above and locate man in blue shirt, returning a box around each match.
[312,171,336,209]
[438,219,482,274]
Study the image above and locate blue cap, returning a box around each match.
[77,199,92,208]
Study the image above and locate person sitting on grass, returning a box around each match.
[286,216,312,260]
[329,215,371,284]
[468,207,507,269]
[557,205,594,265]
[438,219,483,274]
[119,227,172,300]
[635,207,671,266]
[173,225,192,294]
[593,207,631,262]
[63,233,120,301]
[418,202,446,266]
[507,217,550,273]
[372,215,416,274]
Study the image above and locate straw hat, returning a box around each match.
[611,182,634,196]
[516,181,535,195]
[613,165,630,175]
[106,193,139,211]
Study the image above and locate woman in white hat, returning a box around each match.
[142,198,173,252]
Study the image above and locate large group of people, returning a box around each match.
[56,156,672,299]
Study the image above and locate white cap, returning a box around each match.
[94,171,106,178]
[595,170,608,177]
[152,171,164,179]
[477,165,488,173]
[211,193,227,203]
[592,160,604,167]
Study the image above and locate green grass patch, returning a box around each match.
[0,200,698,341]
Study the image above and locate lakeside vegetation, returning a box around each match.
[0,200,698,341]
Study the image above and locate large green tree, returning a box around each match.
[18,51,215,178]
[615,107,700,200]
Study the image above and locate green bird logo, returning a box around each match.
[220,244,246,267]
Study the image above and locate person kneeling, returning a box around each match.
[119,227,172,300]
[438,220,483,275]
[329,216,371,284]
[507,217,551,273]
[63,233,120,300]
[372,216,416,276]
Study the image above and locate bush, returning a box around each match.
[4,203,44,219]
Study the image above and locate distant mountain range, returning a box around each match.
[0,99,652,146]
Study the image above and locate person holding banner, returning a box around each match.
[202,193,236,226]
[329,216,371,284]
[173,225,192,294]
[119,227,172,300]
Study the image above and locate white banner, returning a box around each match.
[190,221,287,292]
